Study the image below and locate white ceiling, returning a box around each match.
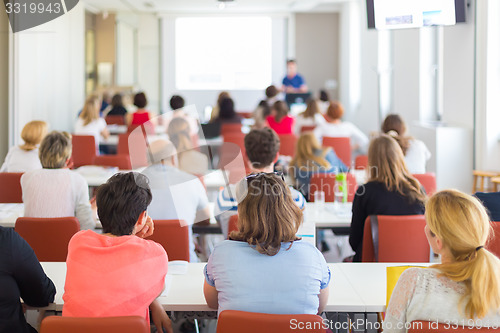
[82,0,349,14]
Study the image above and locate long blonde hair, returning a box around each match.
[300,99,320,119]
[20,121,48,151]
[290,132,330,170]
[368,134,426,203]
[80,95,100,126]
[231,173,303,256]
[426,190,500,318]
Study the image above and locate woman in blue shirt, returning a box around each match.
[204,172,330,315]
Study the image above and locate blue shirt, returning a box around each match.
[282,74,305,89]
[204,240,330,315]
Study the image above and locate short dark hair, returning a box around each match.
[244,128,280,168]
[96,172,152,236]
[111,93,123,108]
[319,90,329,102]
[134,92,148,109]
[169,95,185,110]
[287,59,296,64]
[219,98,236,119]
[265,85,278,98]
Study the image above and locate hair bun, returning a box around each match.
[386,130,399,138]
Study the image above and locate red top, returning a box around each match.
[266,115,295,135]
[131,111,151,125]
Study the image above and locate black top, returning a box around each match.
[349,181,425,262]
[0,227,56,333]
[107,106,128,116]
[475,192,500,222]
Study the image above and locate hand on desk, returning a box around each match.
[135,216,154,238]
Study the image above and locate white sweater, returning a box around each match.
[21,169,96,230]
[0,146,42,172]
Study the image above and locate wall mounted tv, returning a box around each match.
[366,0,467,30]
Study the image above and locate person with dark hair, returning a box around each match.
[106,93,128,116]
[215,97,242,124]
[318,90,330,113]
[253,85,281,129]
[127,92,154,131]
[210,91,231,123]
[265,100,295,135]
[63,172,172,333]
[282,59,308,93]
[169,95,185,110]
[163,95,199,136]
[214,128,305,237]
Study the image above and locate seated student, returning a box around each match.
[318,90,330,114]
[314,101,369,153]
[127,92,155,132]
[75,95,109,147]
[349,135,426,262]
[384,190,500,332]
[253,85,280,129]
[204,173,330,315]
[214,97,243,125]
[294,99,326,135]
[63,172,171,332]
[475,191,500,222]
[0,226,56,333]
[266,100,295,135]
[1,120,47,172]
[215,128,305,237]
[141,139,210,262]
[106,93,128,117]
[162,95,199,136]
[382,114,431,174]
[21,131,96,230]
[210,91,231,123]
[289,132,347,200]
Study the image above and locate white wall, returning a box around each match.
[9,3,85,145]
[0,11,9,161]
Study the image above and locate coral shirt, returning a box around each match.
[63,230,168,320]
[266,115,295,135]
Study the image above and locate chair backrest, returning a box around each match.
[322,137,351,166]
[487,221,500,259]
[300,125,316,133]
[227,214,239,238]
[0,172,23,203]
[105,115,126,125]
[219,134,249,183]
[354,155,368,170]
[40,316,149,333]
[413,173,437,196]
[408,321,494,333]
[93,154,132,170]
[117,132,149,168]
[362,215,429,262]
[217,310,326,333]
[147,220,190,261]
[278,134,298,157]
[309,172,357,202]
[71,135,97,168]
[15,217,80,262]
[221,123,243,135]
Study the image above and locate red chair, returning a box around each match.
[354,155,368,170]
[217,310,326,333]
[278,134,298,157]
[487,221,500,259]
[322,137,351,167]
[147,219,190,261]
[413,173,437,196]
[309,173,357,202]
[408,321,495,333]
[227,214,239,238]
[362,215,429,262]
[117,132,148,168]
[0,172,23,203]
[93,154,132,170]
[71,135,97,168]
[40,316,149,333]
[300,125,316,133]
[237,111,253,119]
[219,133,249,182]
[105,115,126,125]
[15,217,80,262]
[221,123,243,136]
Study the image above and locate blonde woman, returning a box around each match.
[349,135,426,262]
[294,99,326,134]
[289,132,347,199]
[167,117,208,175]
[1,120,47,172]
[384,190,500,332]
[75,95,109,147]
[204,173,330,315]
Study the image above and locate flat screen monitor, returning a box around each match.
[285,93,312,108]
[366,0,467,30]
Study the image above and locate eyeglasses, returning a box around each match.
[245,172,285,183]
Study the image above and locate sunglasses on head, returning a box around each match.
[245,172,285,183]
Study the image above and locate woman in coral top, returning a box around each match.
[127,92,155,133]
[63,172,172,333]
[266,101,295,135]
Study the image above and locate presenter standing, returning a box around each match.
[282,59,308,93]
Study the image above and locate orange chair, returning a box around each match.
[237,111,253,119]
[487,221,500,259]
[117,132,148,168]
[354,155,368,170]
[147,219,190,261]
[408,321,495,333]
[362,215,429,262]
[15,217,80,262]
[0,172,23,203]
[322,137,351,167]
[413,173,437,196]
[278,134,298,157]
[309,173,357,202]
[221,123,243,136]
[105,115,126,125]
[217,310,326,333]
[71,135,97,168]
[93,154,132,170]
[227,214,239,238]
[40,316,149,333]
[300,125,316,133]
